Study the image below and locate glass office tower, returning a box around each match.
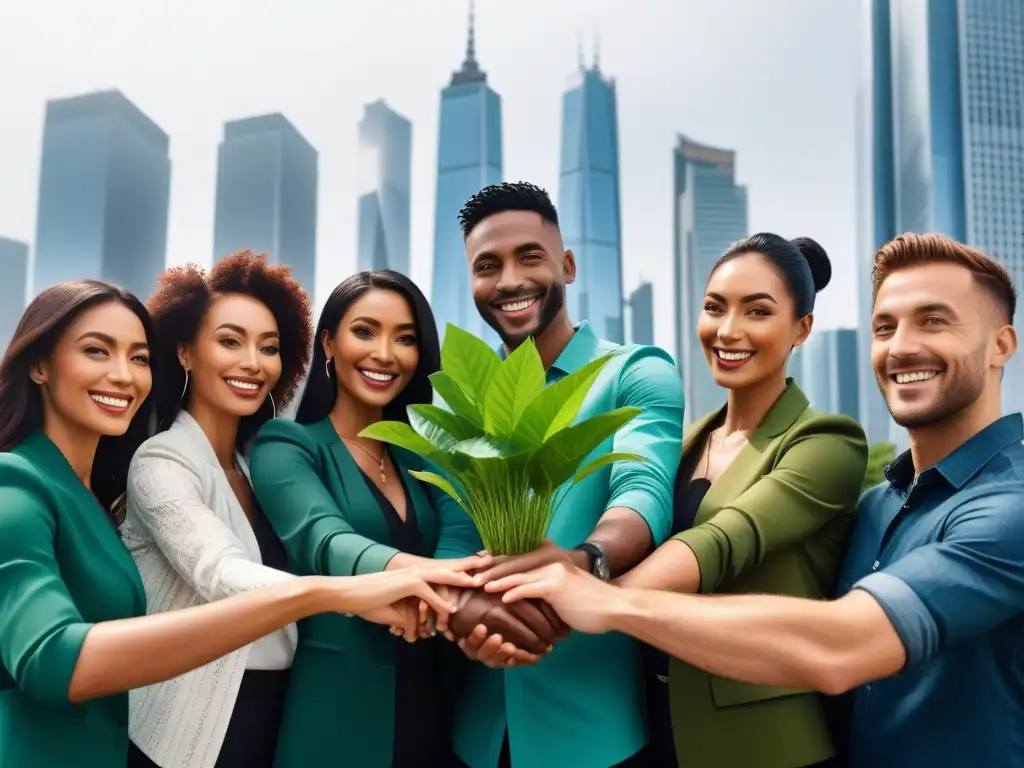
[792,328,861,421]
[357,100,412,274]
[627,281,654,346]
[674,135,749,421]
[558,51,625,343]
[0,237,29,351]
[430,1,502,346]
[213,113,318,301]
[33,90,170,299]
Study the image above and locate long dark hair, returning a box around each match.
[295,270,439,426]
[0,280,158,516]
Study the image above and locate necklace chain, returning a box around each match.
[343,437,387,484]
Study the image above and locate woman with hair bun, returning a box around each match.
[0,278,477,768]
[619,234,868,767]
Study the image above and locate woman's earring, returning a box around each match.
[180,370,190,401]
[268,392,277,419]
[325,357,333,379]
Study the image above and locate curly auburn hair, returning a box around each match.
[147,250,313,446]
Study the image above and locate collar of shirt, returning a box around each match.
[883,412,1024,494]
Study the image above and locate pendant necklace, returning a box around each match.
[344,438,387,483]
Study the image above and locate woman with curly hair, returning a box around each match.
[121,251,314,768]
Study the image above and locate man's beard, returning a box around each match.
[476,284,565,349]
[878,345,987,429]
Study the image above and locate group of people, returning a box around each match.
[0,180,1019,768]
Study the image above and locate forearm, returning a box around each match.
[615,539,701,593]
[586,507,653,575]
[606,588,880,694]
[69,576,334,702]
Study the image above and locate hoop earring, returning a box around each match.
[180,370,190,401]
[325,357,333,379]
[268,392,276,419]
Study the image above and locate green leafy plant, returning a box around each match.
[359,324,647,555]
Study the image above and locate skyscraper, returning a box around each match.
[213,113,318,300]
[857,0,1024,445]
[357,100,412,274]
[627,281,654,346]
[674,135,749,420]
[792,328,860,421]
[33,90,170,300]
[430,1,502,346]
[0,237,29,350]
[558,44,625,343]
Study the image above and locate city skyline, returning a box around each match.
[357,100,412,274]
[0,0,864,356]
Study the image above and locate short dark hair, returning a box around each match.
[147,250,313,447]
[711,233,832,317]
[458,182,559,239]
[294,270,440,427]
[0,279,157,518]
[872,233,1016,324]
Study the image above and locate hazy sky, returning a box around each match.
[0,0,861,356]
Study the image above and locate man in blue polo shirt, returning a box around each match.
[481,233,1024,768]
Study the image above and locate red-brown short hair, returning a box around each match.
[872,233,1016,324]
[147,250,313,440]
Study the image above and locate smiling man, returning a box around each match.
[480,233,1024,768]
[435,182,684,768]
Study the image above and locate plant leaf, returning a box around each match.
[407,404,483,442]
[408,407,459,452]
[440,323,502,405]
[429,371,483,426]
[528,406,642,489]
[572,452,647,484]
[513,352,618,448]
[358,420,438,456]
[407,469,463,504]
[483,337,546,439]
[453,436,523,460]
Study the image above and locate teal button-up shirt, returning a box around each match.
[436,322,684,768]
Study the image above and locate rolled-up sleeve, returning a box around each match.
[605,349,684,545]
[854,485,1024,668]
[673,414,867,593]
[250,420,399,576]
[0,475,92,707]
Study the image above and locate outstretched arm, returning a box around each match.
[487,485,1024,694]
[0,482,477,705]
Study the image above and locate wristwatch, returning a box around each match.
[575,541,611,580]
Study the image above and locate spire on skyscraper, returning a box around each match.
[451,0,487,85]
[577,28,585,70]
[592,17,601,72]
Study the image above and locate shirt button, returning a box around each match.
[872,561,880,571]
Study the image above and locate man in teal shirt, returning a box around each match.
[437,182,684,768]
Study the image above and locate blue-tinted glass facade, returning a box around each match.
[0,237,29,351]
[674,136,749,421]
[792,329,860,421]
[627,281,654,346]
[430,17,501,347]
[213,114,318,301]
[857,0,1024,442]
[558,64,624,343]
[357,100,412,274]
[33,90,170,300]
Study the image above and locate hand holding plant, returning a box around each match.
[360,324,646,645]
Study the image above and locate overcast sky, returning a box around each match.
[0,0,861,356]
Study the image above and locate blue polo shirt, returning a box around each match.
[836,413,1024,768]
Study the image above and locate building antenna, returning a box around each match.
[593,17,601,71]
[577,27,585,70]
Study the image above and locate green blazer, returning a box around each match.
[0,432,146,768]
[248,417,482,768]
[667,381,867,768]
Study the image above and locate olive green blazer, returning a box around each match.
[0,432,147,768]
[248,417,482,768]
[667,381,867,767]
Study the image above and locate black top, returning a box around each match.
[360,458,448,767]
[248,495,291,574]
